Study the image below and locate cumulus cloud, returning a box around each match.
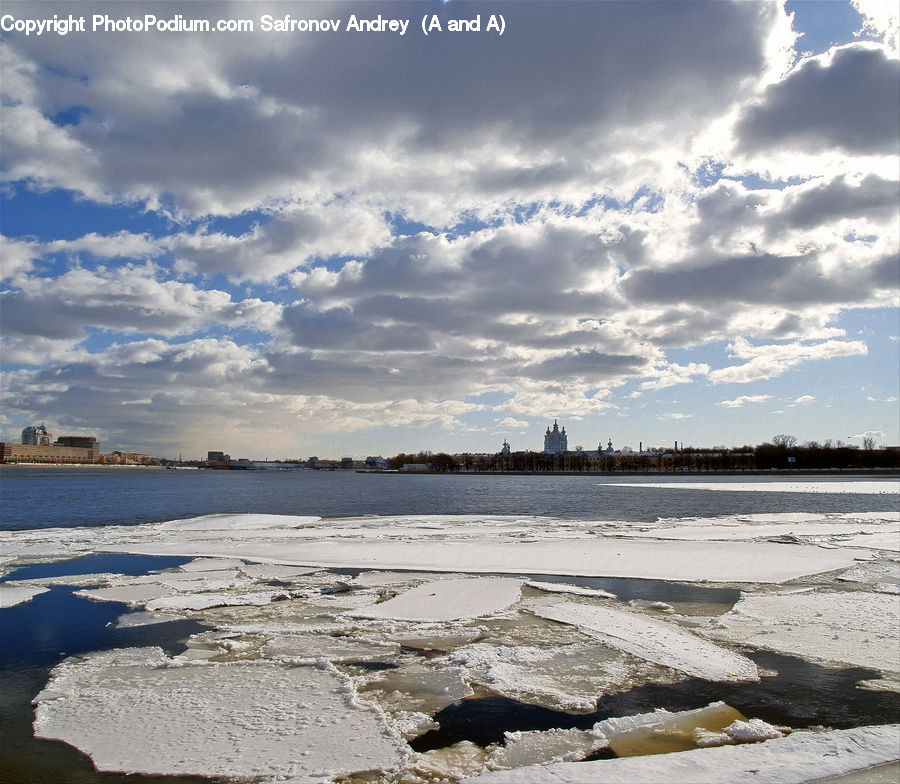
[1,263,281,344]
[1,0,785,219]
[172,204,392,282]
[736,44,900,156]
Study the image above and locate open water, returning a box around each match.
[2,465,897,530]
[1,467,898,782]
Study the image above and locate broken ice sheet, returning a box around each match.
[448,642,632,712]
[33,647,407,782]
[533,601,759,682]
[389,628,482,653]
[238,563,320,581]
[489,727,601,769]
[76,583,176,606]
[357,660,474,713]
[350,577,523,622]
[5,572,124,587]
[0,583,49,607]
[836,559,900,586]
[525,580,617,600]
[146,590,287,612]
[594,702,755,757]
[179,557,245,571]
[114,610,181,628]
[262,633,401,663]
[708,589,900,672]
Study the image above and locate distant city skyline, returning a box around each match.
[1,1,898,459]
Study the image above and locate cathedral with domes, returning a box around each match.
[543,420,568,454]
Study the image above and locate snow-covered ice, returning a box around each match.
[526,580,617,599]
[447,641,631,711]
[0,583,49,607]
[5,508,900,783]
[350,577,523,622]
[533,601,760,681]
[145,590,287,611]
[709,589,900,672]
[2,511,879,583]
[33,647,407,782]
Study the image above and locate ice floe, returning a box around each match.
[447,641,631,711]
[488,727,600,769]
[261,633,400,663]
[0,583,49,607]
[533,601,760,682]
[525,580,617,599]
[350,577,523,622]
[145,590,288,612]
[709,589,900,672]
[33,646,407,782]
[76,583,176,606]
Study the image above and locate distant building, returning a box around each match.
[22,424,53,445]
[500,440,511,456]
[365,455,389,470]
[1,438,101,465]
[207,451,230,463]
[55,436,100,460]
[543,420,568,454]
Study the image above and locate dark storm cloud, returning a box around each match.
[737,45,900,155]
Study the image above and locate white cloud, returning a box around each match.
[709,338,869,384]
[640,362,710,391]
[854,0,900,51]
[718,394,773,408]
[498,417,530,429]
[1,263,282,346]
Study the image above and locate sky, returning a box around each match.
[1,0,898,461]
